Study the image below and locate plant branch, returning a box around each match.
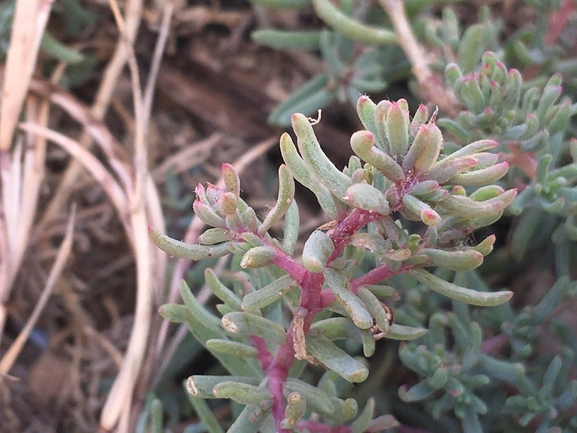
[328,209,383,263]
[352,263,413,290]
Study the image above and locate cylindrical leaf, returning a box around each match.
[312,0,396,44]
[356,95,379,140]
[240,246,277,268]
[345,183,391,215]
[361,284,399,299]
[222,312,286,346]
[324,268,373,329]
[410,268,512,306]
[292,113,352,197]
[357,287,391,334]
[193,200,226,227]
[449,160,509,187]
[198,228,233,245]
[399,381,436,402]
[251,29,322,50]
[284,378,336,415]
[283,200,300,255]
[413,125,444,174]
[441,139,497,161]
[305,333,369,383]
[241,274,297,312]
[149,228,231,260]
[205,268,242,310]
[421,248,484,271]
[302,230,335,272]
[409,180,440,198]
[351,398,375,433]
[258,165,295,235]
[221,163,240,197]
[186,375,259,399]
[281,392,307,429]
[212,381,273,406]
[402,194,441,226]
[350,130,405,182]
[159,303,189,323]
[426,156,478,183]
[385,324,427,340]
[403,124,439,172]
[280,132,338,218]
[206,339,259,358]
[385,101,410,159]
[440,189,517,218]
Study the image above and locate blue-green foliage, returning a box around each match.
[400,272,577,433]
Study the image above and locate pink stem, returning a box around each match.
[246,204,406,431]
[328,209,383,263]
[351,263,413,290]
[251,336,273,371]
[263,270,325,432]
[267,331,295,433]
[480,333,510,354]
[545,0,575,46]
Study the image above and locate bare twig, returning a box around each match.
[19,123,131,234]
[10,65,67,312]
[378,0,458,116]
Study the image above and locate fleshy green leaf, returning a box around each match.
[292,113,352,198]
[305,333,369,383]
[324,268,373,329]
[410,268,512,306]
[149,228,230,260]
[302,230,335,273]
[241,274,298,312]
[258,165,295,235]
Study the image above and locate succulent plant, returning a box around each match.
[150,95,518,432]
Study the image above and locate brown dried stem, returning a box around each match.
[35,0,145,235]
[0,0,54,342]
[378,0,458,117]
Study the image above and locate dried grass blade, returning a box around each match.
[0,0,51,151]
[10,93,51,293]
[99,0,158,430]
[33,0,143,234]
[19,123,133,241]
[27,80,134,190]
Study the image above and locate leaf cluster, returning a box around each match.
[143,1,577,432]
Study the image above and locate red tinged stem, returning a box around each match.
[546,0,575,46]
[247,200,402,431]
[352,263,413,291]
[262,270,325,432]
[251,336,273,371]
[328,209,383,263]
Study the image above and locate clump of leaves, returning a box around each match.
[150,95,517,432]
